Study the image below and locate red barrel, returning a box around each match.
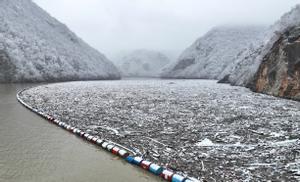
[112,147,120,155]
[118,149,129,158]
[161,170,174,181]
[140,160,152,170]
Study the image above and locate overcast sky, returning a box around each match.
[33,0,300,59]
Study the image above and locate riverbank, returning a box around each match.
[18,79,300,181]
[0,84,160,182]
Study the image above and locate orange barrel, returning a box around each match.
[102,142,109,149]
[106,144,115,151]
[111,147,120,155]
[140,160,152,170]
[149,163,163,175]
[171,174,185,182]
[96,139,104,146]
[161,169,174,181]
[118,149,129,158]
[132,157,143,165]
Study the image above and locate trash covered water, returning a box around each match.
[18,79,300,181]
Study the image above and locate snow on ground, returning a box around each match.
[19,80,300,181]
[0,0,120,82]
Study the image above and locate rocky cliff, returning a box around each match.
[249,26,300,100]
[222,5,300,100]
[0,0,120,83]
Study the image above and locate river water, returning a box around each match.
[0,84,160,182]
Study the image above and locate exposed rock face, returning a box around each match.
[0,0,120,83]
[250,27,300,100]
[114,50,170,77]
[161,26,266,79]
[225,5,300,88]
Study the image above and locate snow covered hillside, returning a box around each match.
[114,50,170,77]
[0,0,120,82]
[226,5,300,87]
[161,26,266,79]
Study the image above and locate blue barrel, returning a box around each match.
[132,157,143,165]
[149,163,163,175]
[125,156,134,163]
[172,174,185,182]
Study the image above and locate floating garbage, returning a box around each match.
[16,89,200,182]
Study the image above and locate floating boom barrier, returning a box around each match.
[16,88,201,182]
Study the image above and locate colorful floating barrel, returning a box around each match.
[140,160,152,170]
[106,144,115,151]
[101,142,109,149]
[96,139,103,146]
[125,156,135,163]
[171,174,185,182]
[16,93,199,182]
[118,149,129,158]
[132,156,143,165]
[111,146,120,155]
[91,137,98,143]
[84,133,89,139]
[161,169,174,181]
[87,135,93,141]
[149,163,163,175]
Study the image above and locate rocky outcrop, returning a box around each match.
[224,5,300,89]
[249,26,300,100]
[0,0,120,83]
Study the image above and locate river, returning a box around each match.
[0,84,160,182]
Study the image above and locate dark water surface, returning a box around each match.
[0,84,160,182]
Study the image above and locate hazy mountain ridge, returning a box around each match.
[114,49,170,77]
[0,0,120,82]
[161,26,266,79]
